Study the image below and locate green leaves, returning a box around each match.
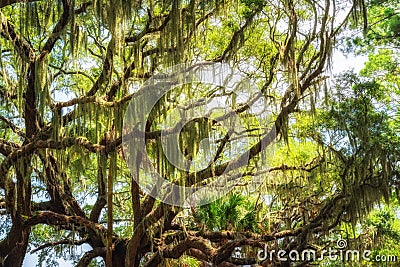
[195,193,260,232]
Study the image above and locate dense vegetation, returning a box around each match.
[0,0,399,266]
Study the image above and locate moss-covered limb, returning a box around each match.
[90,134,109,222]
[185,248,209,262]
[193,156,325,188]
[39,152,87,217]
[39,0,72,57]
[0,114,26,138]
[36,153,70,215]
[24,210,108,254]
[0,8,40,139]
[74,1,92,14]
[86,38,115,97]
[0,137,100,167]
[197,229,296,243]
[30,237,89,254]
[0,11,35,62]
[51,64,96,84]
[106,61,137,100]
[213,238,265,265]
[125,9,171,44]
[140,192,156,218]
[0,137,102,189]
[59,38,116,125]
[0,138,19,156]
[216,4,264,62]
[183,2,333,186]
[125,4,216,44]
[165,230,262,244]
[144,236,215,267]
[25,62,41,137]
[150,206,341,266]
[51,93,135,109]
[0,0,39,9]
[106,149,116,266]
[143,235,261,266]
[38,136,102,151]
[24,211,107,234]
[131,151,141,228]
[125,200,177,266]
[0,157,32,265]
[76,247,107,267]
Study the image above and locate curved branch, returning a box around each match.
[0,0,39,8]
[51,93,134,109]
[216,4,264,61]
[51,64,96,84]
[0,115,26,138]
[86,39,115,96]
[76,247,106,267]
[0,11,35,62]
[24,211,107,234]
[40,0,72,57]
[125,10,170,43]
[0,137,101,188]
[30,238,88,254]
[0,138,19,156]
[144,236,215,267]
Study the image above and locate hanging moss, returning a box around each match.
[35,55,51,119]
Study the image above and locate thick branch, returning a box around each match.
[0,0,39,8]
[40,0,72,57]
[76,247,106,267]
[51,94,134,109]
[217,4,264,61]
[144,236,214,267]
[0,138,19,156]
[0,11,34,61]
[25,211,106,234]
[30,238,88,254]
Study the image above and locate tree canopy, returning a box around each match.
[0,0,399,266]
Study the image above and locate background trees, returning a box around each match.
[0,0,398,266]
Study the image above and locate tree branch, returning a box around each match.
[0,0,39,9]
[0,114,26,138]
[76,247,106,267]
[25,211,107,234]
[144,236,215,267]
[40,0,72,57]
[30,238,88,254]
[0,138,19,156]
[0,10,35,62]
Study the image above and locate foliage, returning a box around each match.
[0,0,398,267]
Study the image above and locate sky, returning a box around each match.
[331,50,368,75]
